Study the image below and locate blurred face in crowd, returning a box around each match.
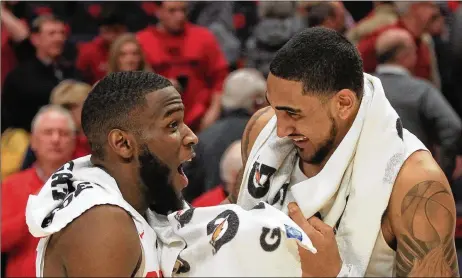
[32,20,67,59]
[427,13,445,36]
[412,2,440,33]
[100,24,126,45]
[266,73,357,166]
[117,41,143,72]
[31,110,76,167]
[157,1,187,34]
[62,102,84,132]
[330,2,346,33]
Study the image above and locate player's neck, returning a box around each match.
[299,149,335,178]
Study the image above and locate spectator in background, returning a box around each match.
[374,29,462,181]
[307,2,347,34]
[183,68,266,201]
[188,1,241,69]
[137,1,228,132]
[1,14,80,134]
[1,3,29,87]
[192,140,242,207]
[1,128,30,181]
[346,2,398,45]
[450,5,462,199]
[2,105,76,277]
[76,7,127,84]
[21,80,92,171]
[245,1,302,77]
[451,5,462,118]
[107,33,151,73]
[50,80,91,158]
[358,1,441,87]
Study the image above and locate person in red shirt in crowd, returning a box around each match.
[50,80,92,158]
[357,1,441,85]
[19,80,92,172]
[193,140,242,207]
[137,1,229,131]
[1,105,76,277]
[76,8,127,85]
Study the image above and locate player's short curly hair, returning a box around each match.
[81,71,172,159]
[270,27,364,99]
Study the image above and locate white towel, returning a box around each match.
[26,155,316,277]
[237,73,427,275]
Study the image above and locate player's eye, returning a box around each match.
[168,121,179,132]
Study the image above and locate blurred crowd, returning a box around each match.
[1,1,462,277]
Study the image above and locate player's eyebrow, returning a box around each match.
[266,91,301,113]
[163,105,184,118]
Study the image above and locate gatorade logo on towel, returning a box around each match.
[207,210,240,255]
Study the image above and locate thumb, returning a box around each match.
[288,202,306,227]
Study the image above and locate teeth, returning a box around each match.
[293,137,307,142]
[187,158,192,162]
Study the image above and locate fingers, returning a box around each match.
[288,202,320,239]
[308,216,334,235]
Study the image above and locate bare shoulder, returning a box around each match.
[388,150,459,277]
[45,205,142,277]
[389,150,454,211]
[241,106,274,164]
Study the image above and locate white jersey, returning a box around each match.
[26,156,164,277]
[28,155,317,278]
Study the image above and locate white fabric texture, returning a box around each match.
[237,73,427,275]
[26,155,316,277]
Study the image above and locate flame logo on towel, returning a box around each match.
[247,162,277,199]
[206,210,240,255]
[173,256,190,274]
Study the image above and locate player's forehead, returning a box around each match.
[266,74,321,114]
[143,87,184,119]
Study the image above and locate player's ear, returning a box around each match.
[108,129,135,159]
[333,89,356,120]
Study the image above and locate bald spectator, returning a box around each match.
[183,68,267,201]
[2,105,76,277]
[374,29,462,181]
[307,2,347,34]
[192,140,242,207]
[358,1,441,87]
[20,80,92,172]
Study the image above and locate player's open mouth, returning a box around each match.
[291,137,308,148]
[177,155,195,186]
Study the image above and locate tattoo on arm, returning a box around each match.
[395,180,459,277]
